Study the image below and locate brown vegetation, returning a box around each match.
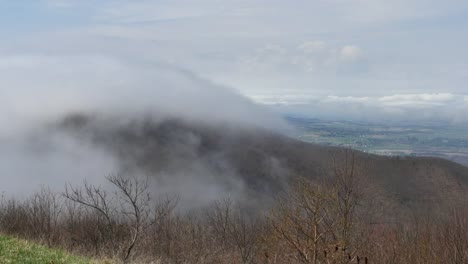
[0,151,467,263]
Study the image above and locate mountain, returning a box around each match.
[58,114,468,216]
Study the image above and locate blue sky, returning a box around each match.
[2,0,468,123]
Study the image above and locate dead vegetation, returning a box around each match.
[0,151,467,263]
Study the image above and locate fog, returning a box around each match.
[3,0,468,209]
[0,55,287,207]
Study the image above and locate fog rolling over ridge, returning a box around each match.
[0,58,287,206]
[2,56,467,213]
[56,114,294,210]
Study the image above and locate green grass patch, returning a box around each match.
[0,235,92,264]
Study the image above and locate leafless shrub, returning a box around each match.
[0,197,29,236]
[0,160,466,263]
[63,174,171,263]
[267,177,335,263]
[207,198,261,263]
[24,186,63,246]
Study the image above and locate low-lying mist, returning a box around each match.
[0,56,288,208]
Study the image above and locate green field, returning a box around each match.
[0,236,92,264]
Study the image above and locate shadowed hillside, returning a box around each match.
[58,113,468,216]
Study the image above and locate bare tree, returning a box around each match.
[437,209,468,264]
[63,179,118,255]
[63,174,164,262]
[269,177,337,264]
[330,150,367,263]
[108,174,160,262]
[229,208,261,264]
[208,198,234,250]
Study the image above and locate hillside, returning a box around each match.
[0,113,465,263]
[59,114,468,216]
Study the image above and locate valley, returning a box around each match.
[287,116,468,166]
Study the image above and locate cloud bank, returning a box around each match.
[0,54,286,198]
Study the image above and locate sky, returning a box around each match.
[1,0,468,123]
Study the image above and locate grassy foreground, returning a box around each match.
[0,235,92,264]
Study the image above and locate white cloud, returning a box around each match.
[236,41,366,77]
[324,95,370,103]
[298,41,327,54]
[0,54,286,136]
[0,53,288,195]
[249,92,319,105]
[379,93,456,107]
[340,45,363,61]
